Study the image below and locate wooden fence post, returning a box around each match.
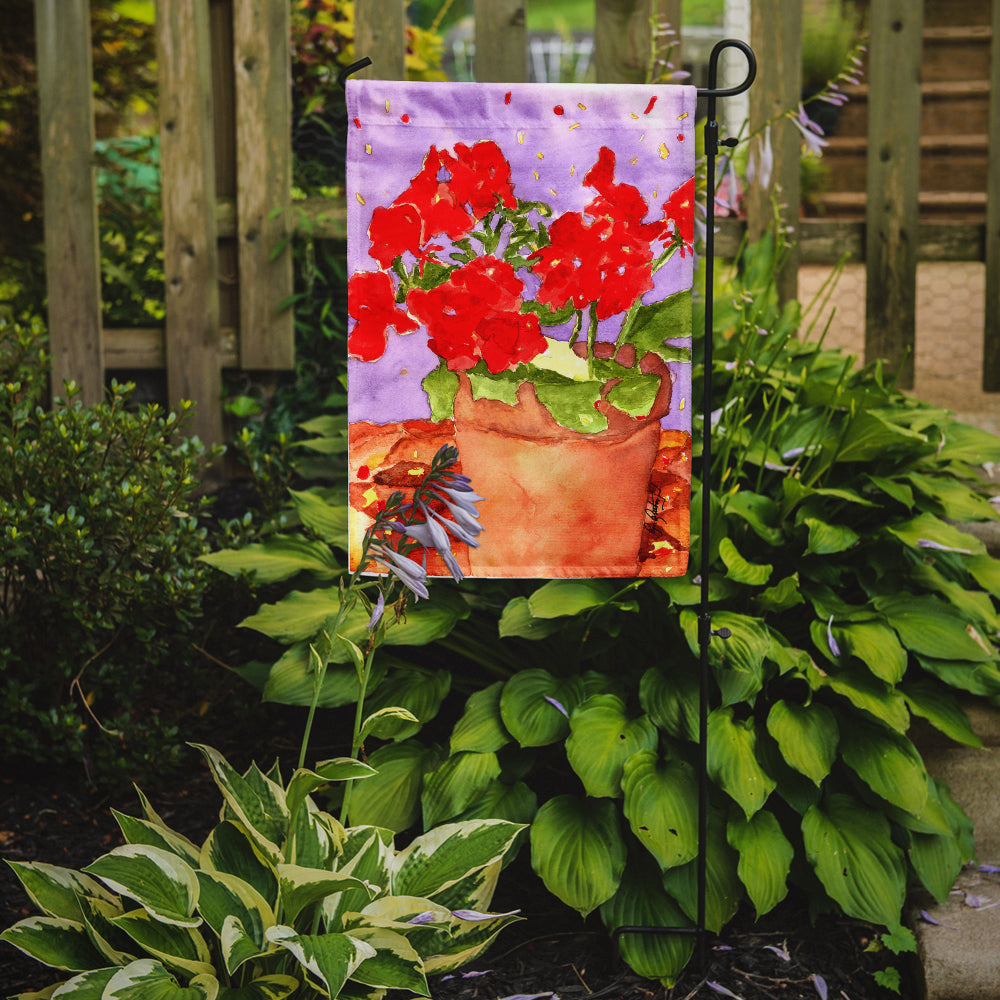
[983,0,1000,390]
[157,0,223,445]
[354,0,407,80]
[233,0,294,370]
[34,0,104,405]
[746,0,801,305]
[864,0,923,389]
[594,0,654,85]
[473,0,527,83]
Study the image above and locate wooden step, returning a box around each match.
[813,189,987,222]
[833,80,991,137]
[922,25,993,83]
[922,0,992,28]
[822,134,989,193]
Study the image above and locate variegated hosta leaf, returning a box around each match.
[276,864,375,925]
[323,829,393,931]
[195,871,274,974]
[112,810,201,868]
[421,907,522,975]
[110,908,214,978]
[46,966,118,997]
[765,700,838,786]
[191,745,287,863]
[102,958,218,999]
[421,751,502,829]
[529,795,626,917]
[661,811,742,934]
[566,695,658,799]
[499,669,585,747]
[802,793,906,926]
[200,822,278,911]
[83,846,200,928]
[726,810,793,918]
[0,916,107,971]
[77,894,136,966]
[838,718,929,817]
[450,681,511,754]
[391,820,524,901]
[344,926,429,995]
[265,926,375,998]
[706,707,776,819]
[285,760,375,824]
[424,859,501,915]
[599,854,694,987]
[4,862,118,922]
[288,802,344,870]
[213,974,299,1000]
[621,751,698,871]
[347,740,442,832]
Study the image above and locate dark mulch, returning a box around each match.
[1,747,915,1000]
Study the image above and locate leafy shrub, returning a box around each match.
[0,317,220,783]
[1,743,524,998]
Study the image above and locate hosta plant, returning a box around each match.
[1,744,523,999]
[342,231,1000,984]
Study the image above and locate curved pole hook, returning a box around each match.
[697,38,756,99]
[337,56,373,90]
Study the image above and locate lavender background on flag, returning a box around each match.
[346,80,696,432]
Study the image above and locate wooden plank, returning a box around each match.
[594,0,654,84]
[747,0,802,304]
[983,0,1000,390]
[473,0,527,83]
[157,0,223,444]
[354,0,406,80]
[233,0,294,369]
[864,0,923,389]
[34,0,103,404]
[102,328,238,369]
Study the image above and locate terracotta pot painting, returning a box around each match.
[346,80,695,578]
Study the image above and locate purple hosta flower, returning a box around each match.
[451,908,521,921]
[763,944,791,962]
[812,974,828,1000]
[917,538,973,555]
[441,970,493,981]
[544,695,569,718]
[979,864,1000,874]
[827,616,842,658]
[791,104,828,157]
[706,982,742,999]
[367,590,385,631]
[396,505,465,582]
[496,994,557,1000]
[407,911,438,925]
[919,909,958,929]
[747,124,773,190]
[370,544,429,600]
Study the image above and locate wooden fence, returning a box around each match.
[33,0,1000,444]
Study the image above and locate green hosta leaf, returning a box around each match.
[346,926,428,994]
[218,915,269,981]
[362,667,451,740]
[347,740,442,832]
[453,779,538,827]
[886,512,985,556]
[393,820,524,901]
[765,701,838,786]
[802,794,906,926]
[191,746,287,862]
[566,695,658,798]
[936,421,1000,464]
[916,655,1000,697]
[707,708,776,818]
[39,966,117,998]
[727,811,793,918]
[599,853,694,987]
[103,959,217,999]
[200,822,278,910]
[195,871,273,974]
[530,795,626,917]
[260,643,388,709]
[83,846,200,928]
[639,664,699,742]
[907,472,998,522]
[910,562,1000,633]
[874,594,995,662]
[724,490,784,545]
[360,707,421,742]
[661,811,741,933]
[112,813,201,868]
[719,537,772,586]
[680,610,770,706]
[111,908,214,978]
[909,813,966,906]
[4,862,118,923]
[277,865,374,925]
[621,751,698,871]
[265,926,375,998]
[322,829,393,931]
[803,517,859,556]
[834,410,927,463]
[901,680,982,748]
[497,596,564,639]
[216,975,299,1000]
[966,553,1000,597]
[834,621,907,684]
[76,894,135,966]
[200,536,341,584]
[288,488,349,547]
[808,660,910,732]
[866,474,914,509]
[756,573,805,614]
[499,670,584,747]
[0,916,107,971]
[450,682,511,754]
[527,579,617,618]
[839,718,929,816]
[421,751,502,828]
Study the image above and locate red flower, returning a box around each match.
[662,177,696,252]
[368,202,423,268]
[348,271,419,362]
[447,141,517,219]
[583,146,666,242]
[406,257,545,373]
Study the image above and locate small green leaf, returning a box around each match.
[639,664,699,742]
[422,365,460,422]
[527,579,616,618]
[347,740,441,832]
[499,670,584,747]
[200,536,341,584]
[497,596,564,639]
[839,718,929,817]
[803,517,859,555]
[707,708,776,819]
[288,489,349,547]
[719,537,772,586]
[727,811,793,918]
[765,701,838,786]
[450,682,511,754]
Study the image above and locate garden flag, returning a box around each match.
[347,80,695,579]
